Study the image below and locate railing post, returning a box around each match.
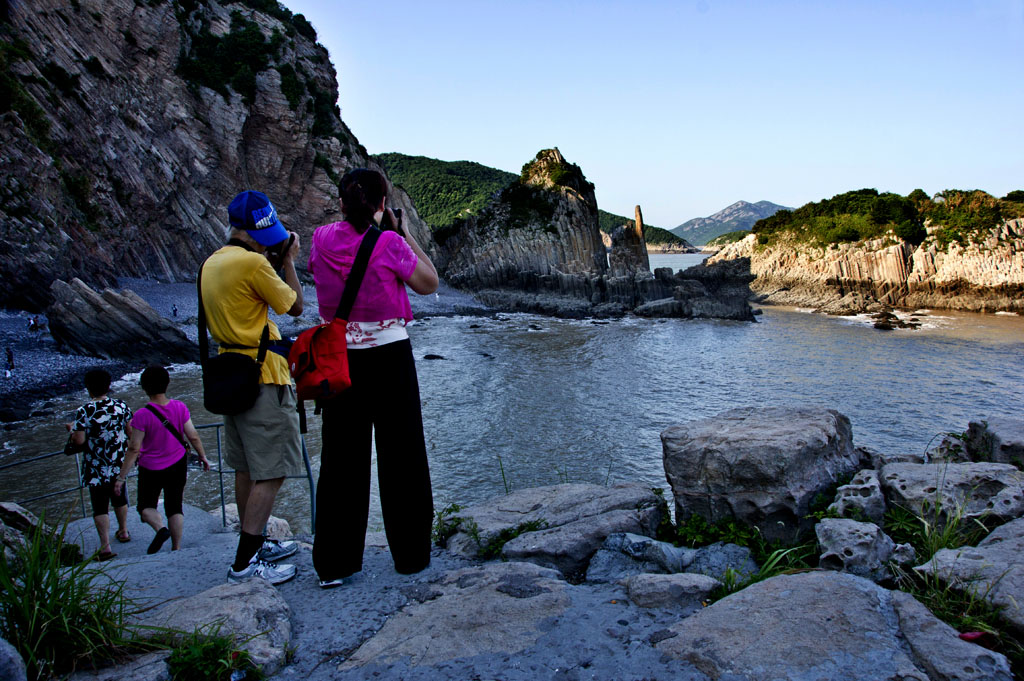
[301,435,316,533]
[217,425,226,528]
[7,421,318,536]
[75,453,86,518]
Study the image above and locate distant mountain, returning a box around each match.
[375,152,689,248]
[673,201,791,245]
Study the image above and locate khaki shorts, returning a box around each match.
[223,384,303,481]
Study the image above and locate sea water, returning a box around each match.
[2,254,1023,532]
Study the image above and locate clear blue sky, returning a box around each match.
[285,0,1023,227]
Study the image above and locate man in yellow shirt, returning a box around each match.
[201,190,304,585]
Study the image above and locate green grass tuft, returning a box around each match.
[0,519,136,680]
[165,622,264,681]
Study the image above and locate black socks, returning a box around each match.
[232,531,265,572]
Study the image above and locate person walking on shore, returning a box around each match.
[67,369,133,560]
[309,168,437,588]
[200,190,303,585]
[5,347,13,371]
[114,366,209,553]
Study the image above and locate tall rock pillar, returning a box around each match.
[609,204,651,275]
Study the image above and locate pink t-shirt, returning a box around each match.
[309,222,418,323]
[131,400,190,470]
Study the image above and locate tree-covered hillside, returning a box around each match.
[752,188,1024,248]
[375,152,688,246]
[706,230,752,247]
[374,153,516,231]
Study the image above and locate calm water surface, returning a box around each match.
[3,254,1023,532]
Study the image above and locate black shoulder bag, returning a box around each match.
[197,250,271,415]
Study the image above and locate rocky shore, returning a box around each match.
[2,406,1021,680]
[0,276,490,423]
[709,219,1024,315]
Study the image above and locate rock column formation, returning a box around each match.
[608,205,650,276]
[0,0,432,310]
[438,150,754,320]
[710,219,1024,313]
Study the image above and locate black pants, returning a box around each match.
[89,480,129,517]
[136,455,187,517]
[312,339,434,580]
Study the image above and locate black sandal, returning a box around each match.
[147,527,171,554]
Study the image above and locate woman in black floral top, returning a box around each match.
[68,370,134,560]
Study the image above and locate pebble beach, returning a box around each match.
[0,276,482,422]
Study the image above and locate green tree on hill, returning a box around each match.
[375,153,517,231]
[750,187,1023,248]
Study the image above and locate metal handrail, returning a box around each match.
[1,423,317,532]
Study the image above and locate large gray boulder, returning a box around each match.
[0,501,83,571]
[500,508,659,577]
[816,518,914,583]
[830,469,887,522]
[661,407,863,543]
[601,532,692,574]
[623,573,720,612]
[583,532,692,583]
[68,652,170,681]
[966,417,1024,467]
[339,562,570,669]
[0,502,39,533]
[47,278,193,364]
[446,483,663,574]
[0,638,27,681]
[880,462,1024,525]
[917,517,1024,634]
[687,542,759,582]
[0,523,26,575]
[138,579,292,675]
[890,590,1014,681]
[585,546,663,583]
[655,571,1012,681]
[862,446,926,470]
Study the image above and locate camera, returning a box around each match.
[267,233,295,270]
[380,207,403,232]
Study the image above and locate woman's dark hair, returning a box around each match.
[140,365,170,396]
[84,369,111,397]
[339,168,387,233]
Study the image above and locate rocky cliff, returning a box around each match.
[440,148,608,289]
[0,0,431,311]
[709,219,1024,313]
[607,206,649,275]
[437,149,753,319]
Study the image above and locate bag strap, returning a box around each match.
[332,227,382,321]
[197,259,270,366]
[143,404,189,451]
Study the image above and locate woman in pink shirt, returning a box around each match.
[309,168,438,588]
[114,366,210,554]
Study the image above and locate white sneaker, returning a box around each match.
[258,537,298,562]
[318,576,347,589]
[227,559,297,585]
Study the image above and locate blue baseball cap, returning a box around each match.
[228,190,289,247]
